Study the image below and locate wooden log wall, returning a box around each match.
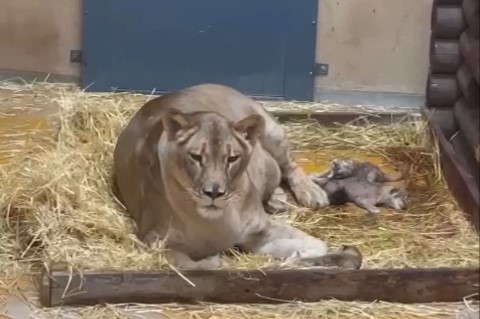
[427,0,479,162]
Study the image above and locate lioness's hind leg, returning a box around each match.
[258,114,329,209]
[264,187,288,214]
[242,220,359,269]
[241,220,327,258]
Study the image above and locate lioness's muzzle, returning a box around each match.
[202,183,225,200]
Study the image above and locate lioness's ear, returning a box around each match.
[162,108,194,141]
[233,114,265,143]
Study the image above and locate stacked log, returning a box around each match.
[427,0,466,108]
[456,0,480,162]
[427,0,479,163]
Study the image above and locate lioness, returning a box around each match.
[114,83,358,269]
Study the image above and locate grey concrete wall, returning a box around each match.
[316,0,433,95]
[0,0,82,77]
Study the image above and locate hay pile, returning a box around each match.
[0,82,478,318]
[28,300,478,319]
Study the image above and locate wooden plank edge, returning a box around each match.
[456,63,480,108]
[463,0,480,38]
[39,269,51,308]
[434,0,464,5]
[431,5,467,39]
[422,106,480,231]
[39,266,480,307]
[453,98,480,160]
[270,110,421,126]
[429,37,461,74]
[426,73,460,107]
[459,28,480,83]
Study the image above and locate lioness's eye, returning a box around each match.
[189,153,202,162]
[227,155,240,163]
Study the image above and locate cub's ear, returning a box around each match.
[233,114,265,144]
[388,187,400,195]
[162,108,195,141]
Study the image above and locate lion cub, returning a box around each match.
[311,175,408,213]
[310,158,407,213]
[319,158,403,183]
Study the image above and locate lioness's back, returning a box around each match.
[140,83,262,122]
[115,83,270,163]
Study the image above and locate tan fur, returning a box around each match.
[113,84,352,270]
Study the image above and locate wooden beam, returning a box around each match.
[422,105,480,231]
[40,267,479,307]
[434,0,464,4]
[459,28,480,83]
[457,63,480,108]
[463,0,480,38]
[271,110,420,126]
[453,98,480,162]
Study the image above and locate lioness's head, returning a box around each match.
[161,108,265,218]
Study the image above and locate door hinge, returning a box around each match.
[70,50,83,63]
[315,63,329,76]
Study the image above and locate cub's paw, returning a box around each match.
[264,187,288,214]
[308,173,329,187]
[291,178,329,210]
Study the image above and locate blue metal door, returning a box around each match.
[82,0,318,101]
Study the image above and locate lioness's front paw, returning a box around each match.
[264,187,288,214]
[291,178,329,209]
[171,253,227,270]
[143,231,164,250]
[194,255,227,270]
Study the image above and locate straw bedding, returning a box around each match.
[26,300,479,319]
[0,82,478,318]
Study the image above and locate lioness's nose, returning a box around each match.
[202,183,225,200]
